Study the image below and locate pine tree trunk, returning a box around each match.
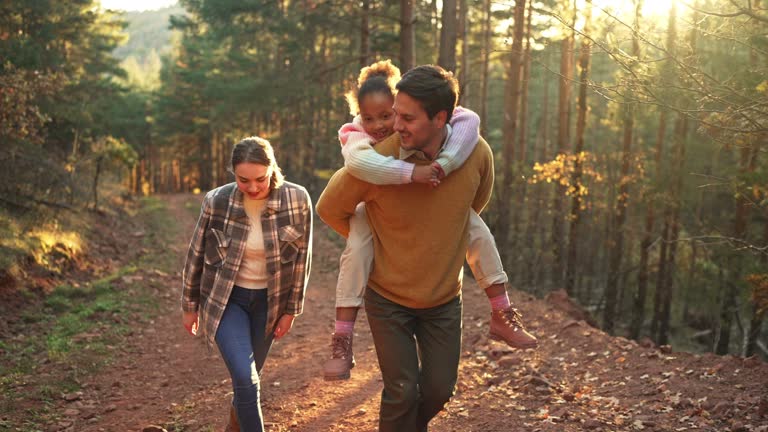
[564,0,591,297]
[632,108,665,339]
[531,47,551,291]
[517,0,532,167]
[716,277,737,354]
[438,0,457,72]
[512,0,533,282]
[604,0,641,334]
[658,115,688,345]
[131,164,138,194]
[497,0,527,257]
[479,0,491,137]
[360,0,370,68]
[743,0,763,358]
[553,0,575,288]
[431,0,439,51]
[198,135,211,191]
[91,156,102,210]
[458,0,469,105]
[723,138,758,355]
[400,0,415,71]
[744,211,766,356]
[682,240,697,322]
[651,214,670,339]
[634,0,677,340]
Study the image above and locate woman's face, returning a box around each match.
[234,162,271,200]
[359,91,396,142]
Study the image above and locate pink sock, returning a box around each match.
[490,293,511,311]
[335,320,355,334]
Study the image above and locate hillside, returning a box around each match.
[111,4,186,62]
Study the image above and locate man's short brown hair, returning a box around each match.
[395,65,459,122]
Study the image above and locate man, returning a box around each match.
[316,65,533,431]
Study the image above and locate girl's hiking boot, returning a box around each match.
[323,333,355,380]
[489,307,538,349]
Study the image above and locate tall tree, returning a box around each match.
[0,0,129,208]
[659,114,687,345]
[497,0,527,256]
[400,0,415,71]
[514,0,534,282]
[553,0,575,288]
[564,0,592,296]
[457,0,470,105]
[637,3,677,340]
[531,48,552,290]
[479,0,492,137]
[605,0,642,334]
[360,0,371,68]
[438,0,457,72]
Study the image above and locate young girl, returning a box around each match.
[323,60,537,381]
[181,137,312,431]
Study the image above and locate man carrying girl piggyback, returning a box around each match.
[322,60,538,381]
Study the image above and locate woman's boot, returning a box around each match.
[225,406,240,432]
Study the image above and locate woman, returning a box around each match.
[181,136,312,432]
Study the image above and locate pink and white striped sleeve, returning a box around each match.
[337,116,415,185]
[435,106,481,176]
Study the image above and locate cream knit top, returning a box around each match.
[234,196,269,289]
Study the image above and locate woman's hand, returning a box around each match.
[183,311,199,336]
[273,314,296,339]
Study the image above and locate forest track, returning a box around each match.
[4,194,767,432]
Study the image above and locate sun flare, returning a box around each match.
[591,0,675,20]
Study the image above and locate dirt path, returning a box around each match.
[31,195,768,431]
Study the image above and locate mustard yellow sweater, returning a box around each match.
[316,132,495,309]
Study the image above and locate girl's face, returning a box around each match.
[359,91,395,142]
[234,162,272,200]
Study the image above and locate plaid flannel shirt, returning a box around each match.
[181,181,313,348]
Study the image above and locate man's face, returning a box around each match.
[393,92,446,152]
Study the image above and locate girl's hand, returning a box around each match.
[431,162,446,186]
[274,314,296,339]
[412,164,440,186]
[183,311,199,336]
[432,162,446,180]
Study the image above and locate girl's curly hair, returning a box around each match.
[345,59,402,116]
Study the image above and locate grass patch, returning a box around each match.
[0,267,146,394]
[137,196,182,270]
[0,195,180,428]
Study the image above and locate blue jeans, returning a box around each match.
[215,286,274,432]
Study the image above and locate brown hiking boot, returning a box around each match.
[490,307,538,349]
[323,333,355,380]
[225,405,239,432]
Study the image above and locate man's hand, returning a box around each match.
[182,311,199,336]
[412,164,441,187]
[274,314,296,339]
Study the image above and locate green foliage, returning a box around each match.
[0,0,141,214]
[90,135,139,167]
[0,63,64,145]
[117,51,163,91]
